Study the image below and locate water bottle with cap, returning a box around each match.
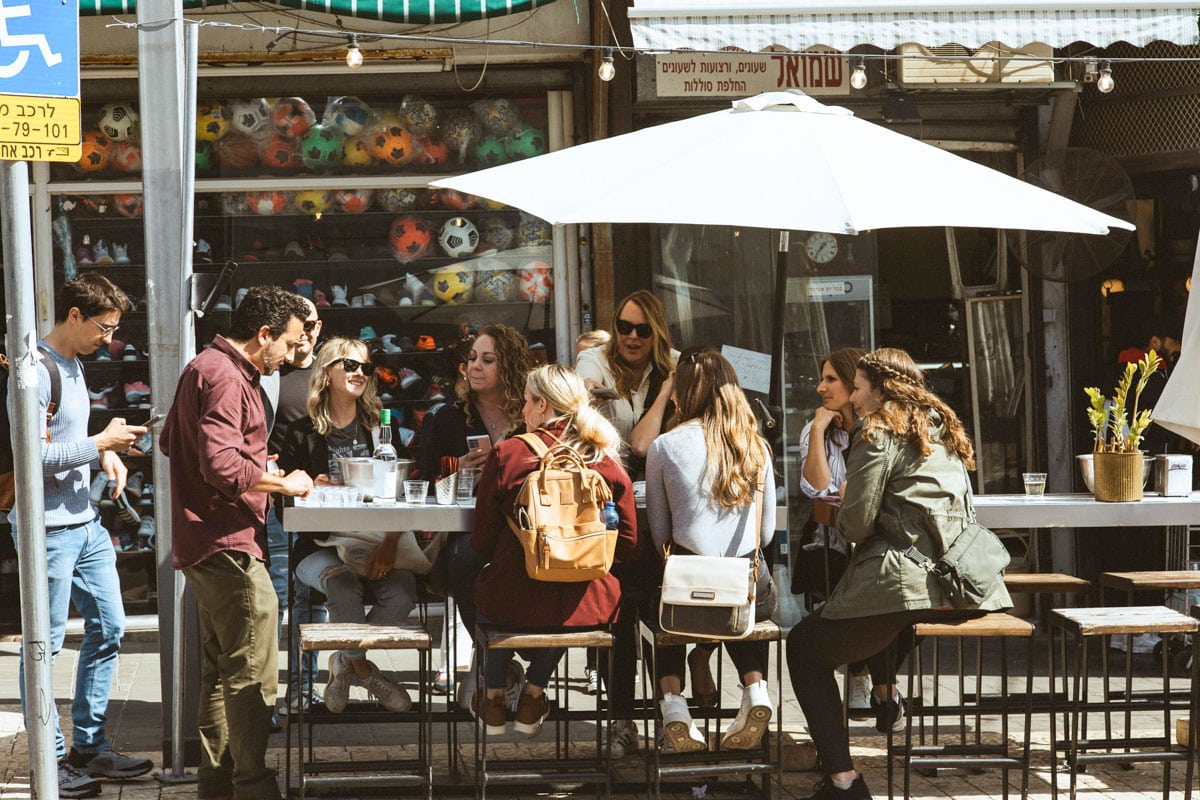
[601,501,619,531]
[372,408,398,501]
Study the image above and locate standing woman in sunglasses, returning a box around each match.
[277,336,415,714]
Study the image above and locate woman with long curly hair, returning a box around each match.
[785,347,1011,800]
[645,347,777,753]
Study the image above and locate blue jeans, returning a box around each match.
[266,506,325,695]
[13,516,125,758]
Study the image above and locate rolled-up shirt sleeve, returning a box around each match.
[197,376,263,500]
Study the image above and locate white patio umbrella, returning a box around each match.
[1152,232,1200,446]
[433,90,1134,236]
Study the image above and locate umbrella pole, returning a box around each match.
[769,231,789,413]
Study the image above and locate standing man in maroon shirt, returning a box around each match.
[162,286,314,800]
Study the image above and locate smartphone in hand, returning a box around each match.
[589,386,619,400]
[466,434,492,453]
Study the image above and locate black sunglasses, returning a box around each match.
[616,319,653,339]
[302,319,320,333]
[336,358,376,376]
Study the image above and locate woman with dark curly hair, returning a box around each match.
[419,324,534,695]
[786,347,1011,800]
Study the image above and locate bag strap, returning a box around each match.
[37,345,63,443]
[517,432,550,459]
[902,457,977,572]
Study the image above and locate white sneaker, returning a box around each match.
[847,673,873,720]
[721,680,773,750]
[362,661,413,712]
[660,693,706,753]
[324,652,353,714]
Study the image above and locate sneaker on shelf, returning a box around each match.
[87,385,113,409]
[359,325,378,342]
[471,692,508,736]
[283,240,305,261]
[313,289,330,309]
[396,368,423,393]
[380,334,405,354]
[374,366,399,390]
[94,347,111,362]
[92,239,115,265]
[293,278,314,299]
[397,427,416,447]
[114,490,141,526]
[76,235,94,267]
[396,336,415,352]
[235,287,249,308]
[324,651,353,714]
[584,667,600,696]
[66,747,153,779]
[605,719,640,759]
[361,661,413,712]
[141,482,154,500]
[425,382,446,402]
[870,690,906,734]
[136,516,155,550]
[331,285,350,307]
[328,249,350,263]
[125,471,145,500]
[415,334,437,351]
[361,292,377,307]
[113,243,131,265]
[128,430,153,457]
[212,295,233,312]
[513,692,550,737]
[124,381,151,406]
[121,343,140,362]
[55,761,101,798]
[350,295,364,308]
[847,673,873,720]
[89,472,113,505]
[194,238,213,264]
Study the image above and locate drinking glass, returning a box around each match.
[1022,472,1047,497]
[456,467,480,502]
[404,480,429,505]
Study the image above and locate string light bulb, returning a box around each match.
[345,35,363,69]
[850,58,867,90]
[1096,61,1114,93]
[598,49,616,82]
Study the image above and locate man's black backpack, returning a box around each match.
[0,347,63,512]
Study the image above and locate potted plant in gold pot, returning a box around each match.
[1083,350,1162,502]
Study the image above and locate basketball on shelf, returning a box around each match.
[246,191,290,215]
[196,104,228,142]
[413,135,449,168]
[389,216,434,263]
[473,136,509,166]
[505,126,547,160]
[333,189,373,214]
[300,124,343,170]
[473,261,516,302]
[342,135,374,168]
[271,97,316,138]
[376,188,421,213]
[371,124,416,166]
[439,217,479,257]
[228,98,273,137]
[260,136,301,172]
[430,266,474,305]
[217,133,260,169]
[110,140,142,173]
[518,260,553,302]
[98,102,139,141]
[294,190,332,215]
[76,131,111,172]
[113,193,143,218]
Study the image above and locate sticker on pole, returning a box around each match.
[0,0,80,162]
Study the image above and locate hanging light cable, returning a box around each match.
[1096,60,1114,93]
[345,34,363,69]
[850,58,867,90]
[598,48,616,82]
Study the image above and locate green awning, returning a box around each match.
[82,0,553,25]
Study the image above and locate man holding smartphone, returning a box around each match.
[10,274,152,797]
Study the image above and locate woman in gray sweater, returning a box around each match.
[645,347,777,752]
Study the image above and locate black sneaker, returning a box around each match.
[804,774,872,800]
[56,762,101,798]
[67,747,153,779]
[869,692,906,734]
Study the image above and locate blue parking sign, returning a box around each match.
[0,0,79,99]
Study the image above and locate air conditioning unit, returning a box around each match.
[897,41,1054,85]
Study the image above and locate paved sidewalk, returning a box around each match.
[0,634,1195,799]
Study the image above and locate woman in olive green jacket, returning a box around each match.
[785,348,1011,800]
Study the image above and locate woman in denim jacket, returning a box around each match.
[786,348,1011,800]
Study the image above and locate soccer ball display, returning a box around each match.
[376,188,420,213]
[99,103,138,141]
[478,218,516,252]
[196,104,228,142]
[113,193,143,218]
[430,266,474,305]
[371,124,416,166]
[216,133,260,169]
[294,190,331,215]
[195,141,215,171]
[333,189,373,214]
[228,98,272,137]
[110,140,142,173]
[413,135,449,168]
[327,96,373,137]
[300,124,343,170]
[76,131,111,172]
[341,135,374,168]
[388,216,434,263]
[518,260,553,302]
[518,216,553,247]
[473,262,516,302]
[473,136,509,166]
[398,96,438,135]
[271,97,316,138]
[434,189,480,211]
[260,136,301,172]
[438,217,479,257]
[471,97,521,135]
[246,191,290,215]
[441,110,480,164]
[506,126,546,160]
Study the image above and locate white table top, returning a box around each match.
[973,491,1200,528]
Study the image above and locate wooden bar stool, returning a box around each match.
[638,619,783,800]
[1048,606,1199,800]
[1004,573,1090,710]
[473,626,614,800]
[289,622,432,800]
[890,612,1035,800]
